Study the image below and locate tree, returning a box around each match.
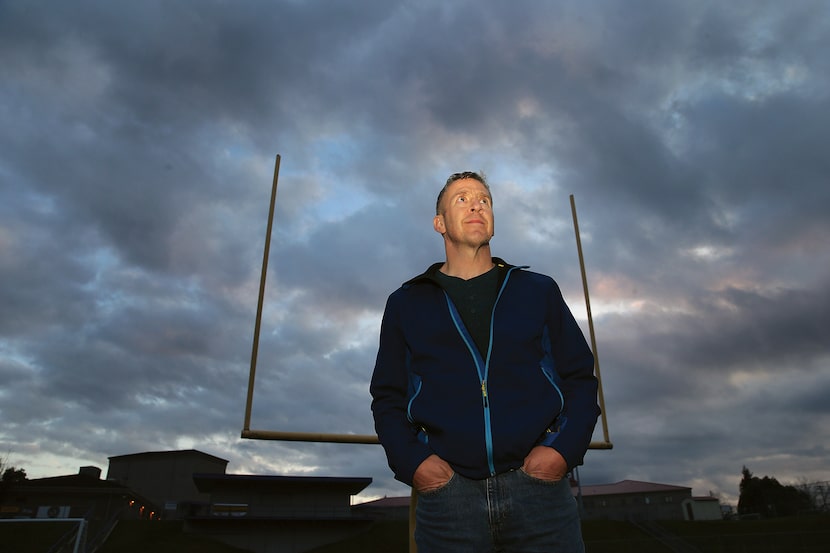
[738,466,813,518]
[0,452,27,484]
[796,477,830,511]
[0,453,27,503]
[1,467,27,483]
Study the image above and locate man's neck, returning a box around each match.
[440,245,494,280]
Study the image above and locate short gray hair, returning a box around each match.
[436,171,490,215]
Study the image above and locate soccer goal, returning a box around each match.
[0,517,87,553]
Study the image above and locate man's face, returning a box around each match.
[433,178,494,247]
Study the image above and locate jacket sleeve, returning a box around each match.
[539,280,601,469]
[370,290,434,486]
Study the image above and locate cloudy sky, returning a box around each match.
[2,1,828,506]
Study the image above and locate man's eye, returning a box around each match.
[456,196,467,203]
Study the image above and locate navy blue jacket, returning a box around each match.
[370,259,600,486]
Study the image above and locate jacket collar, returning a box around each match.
[403,257,517,287]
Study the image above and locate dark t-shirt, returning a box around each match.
[434,266,499,357]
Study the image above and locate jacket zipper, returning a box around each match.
[444,266,519,476]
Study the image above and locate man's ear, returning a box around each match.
[433,214,445,234]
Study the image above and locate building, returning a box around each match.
[107,449,378,552]
[682,495,723,521]
[106,449,228,519]
[5,450,379,553]
[2,450,378,553]
[578,480,693,521]
[0,466,152,521]
[0,465,156,551]
[105,449,377,552]
[185,473,374,553]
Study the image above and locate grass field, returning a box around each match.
[658,517,830,553]
[0,520,250,553]
[0,520,81,552]
[305,520,671,553]
[2,515,827,552]
[301,520,682,553]
[304,516,830,553]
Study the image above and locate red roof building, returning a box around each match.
[577,479,693,521]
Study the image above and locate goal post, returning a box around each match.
[239,155,612,553]
[241,155,612,450]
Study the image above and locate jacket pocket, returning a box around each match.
[406,375,423,424]
[538,359,565,413]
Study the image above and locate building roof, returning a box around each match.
[21,473,125,490]
[192,473,372,495]
[12,471,153,506]
[108,449,228,465]
[578,480,691,496]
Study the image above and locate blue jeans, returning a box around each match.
[415,469,584,553]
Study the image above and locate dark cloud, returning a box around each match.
[1,1,828,503]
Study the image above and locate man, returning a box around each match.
[371,171,600,552]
